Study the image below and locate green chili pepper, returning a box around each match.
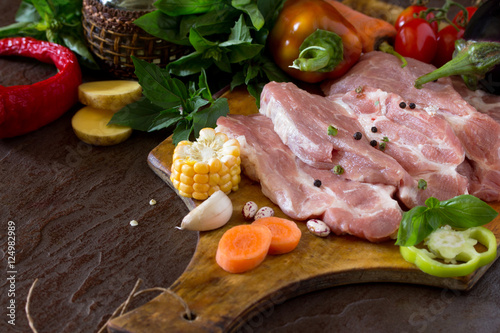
[400,226,497,277]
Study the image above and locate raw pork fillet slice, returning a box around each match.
[452,78,500,124]
[332,87,468,206]
[260,81,410,188]
[322,51,500,202]
[216,114,402,242]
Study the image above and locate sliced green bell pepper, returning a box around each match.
[400,226,497,278]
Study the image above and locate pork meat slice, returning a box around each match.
[216,114,402,242]
[452,77,500,124]
[259,81,409,188]
[322,51,500,202]
[332,87,468,206]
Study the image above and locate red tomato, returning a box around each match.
[452,6,477,27]
[394,5,438,33]
[432,25,465,68]
[395,18,437,64]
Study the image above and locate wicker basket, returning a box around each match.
[82,0,191,78]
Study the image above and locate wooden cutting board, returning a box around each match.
[108,87,500,333]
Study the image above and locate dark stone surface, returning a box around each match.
[1,1,499,333]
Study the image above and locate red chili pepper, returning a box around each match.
[267,0,362,83]
[0,37,82,139]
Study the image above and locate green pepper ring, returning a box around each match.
[400,226,497,278]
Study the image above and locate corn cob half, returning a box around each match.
[170,128,241,200]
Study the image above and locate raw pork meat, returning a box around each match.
[260,81,410,187]
[322,51,500,202]
[332,87,468,206]
[452,78,500,124]
[216,114,402,242]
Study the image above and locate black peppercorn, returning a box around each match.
[399,102,406,108]
[370,140,377,147]
[409,102,416,109]
[371,126,378,133]
[353,132,362,140]
[314,179,322,187]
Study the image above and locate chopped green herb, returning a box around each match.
[355,86,363,93]
[418,179,428,190]
[333,165,344,175]
[374,100,380,106]
[379,142,386,151]
[328,125,338,136]
[382,136,389,142]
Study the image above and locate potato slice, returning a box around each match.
[78,80,142,111]
[72,106,132,146]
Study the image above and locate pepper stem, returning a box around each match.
[290,29,343,73]
[415,40,500,90]
[378,41,408,68]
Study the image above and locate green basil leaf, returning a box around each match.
[198,68,213,102]
[438,194,499,228]
[155,0,229,16]
[257,0,285,31]
[132,56,188,109]
[180,8,238,37]
[192,97,229,137]
[396,206,435,246]
[148,109,184,132]
[109,98,166,131]
[231,0,264,30]
[134,10,190,45]
[0,21,33,38]
[167,52,213,77]
[189,28,219,53]
[60,33,99,69]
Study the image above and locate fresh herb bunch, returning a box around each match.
[0,0,98,69]
[133,0,289,105]
[109,57,230,145]
[396,195,498,247]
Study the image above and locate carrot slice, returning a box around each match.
[252,217,302,255]
[216,224,272,273]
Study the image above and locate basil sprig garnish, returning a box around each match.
[396,195,498,247]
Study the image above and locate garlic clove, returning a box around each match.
[178,190,233,231]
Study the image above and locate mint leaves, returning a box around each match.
[396,195,498,247]
[109,57,229,145]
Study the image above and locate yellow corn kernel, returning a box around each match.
[179,183,194,194]
[222,145,240,157]
[180,173,194,186]
[209,158,221,173]
[193,183,210,193]
[221,155,237,167]
[172,179,180,189]
[208,185,220,196]
[209,173,220,186]
[219,173,231,185]
[220,181,232,193]
[230,164,240,176]
[231,174,241,186]
[179,190,192,198]
[193,173,209,184]
[192,191,209,200]
[172,159,183,172]
[181,164,195,177]
[219,163,229,176]
[194,161,209,174]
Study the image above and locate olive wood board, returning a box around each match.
[108,87,500,333]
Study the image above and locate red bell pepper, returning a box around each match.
[267,0,362,84]
[0,37,81,139]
